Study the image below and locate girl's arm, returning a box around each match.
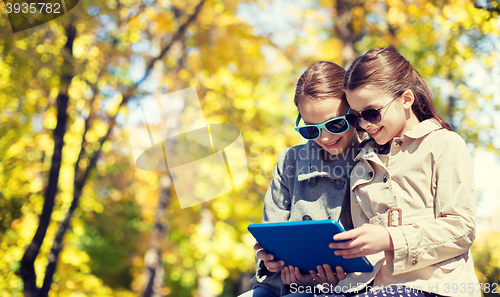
[254,148,294,283]
[260,148,294,223]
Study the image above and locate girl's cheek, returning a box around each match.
[346,127,356,142]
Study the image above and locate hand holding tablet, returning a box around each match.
[248,220,373,274]
[253,242,284,273]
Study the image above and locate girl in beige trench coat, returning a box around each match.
[318,48,480,297]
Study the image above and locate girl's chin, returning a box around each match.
[327,148,342,155]
[325,145,347,156]
[373,137,391,145]
[375,141,388,145]
[371,130,388,145]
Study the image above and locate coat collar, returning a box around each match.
[402,119,443,139]
[354,119,444,162]
[354,142,378,163]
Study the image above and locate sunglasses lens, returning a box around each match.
[346,114,359,128]
[298,126,320,140]
[361,109,381,124]
[325,118,348,134]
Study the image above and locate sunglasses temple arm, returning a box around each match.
[295,113,302,127]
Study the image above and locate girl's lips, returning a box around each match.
[369,127,382,138]
[323,137,342,149]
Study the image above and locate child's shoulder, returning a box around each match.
[279,143,307,155]
[422,126,470,160]
[425,127,467,147]
[276,143,308,163]
[408,119,466,148]
[277,141,331,164]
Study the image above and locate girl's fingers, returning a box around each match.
[294,267,304,281]
[334,245,364,258]
[288,266,298,283]
[285,266,294,284]
[330,236,362,250]
[256,249,274,261]
[281,269,287,284]
[286,267,293,284]
[333,229,359,241]
[253,243,262,250]
[310,270,321,283]
[336,266,346,281]
[294,267,313,283]
[322,264,339,285]
[270,261,285,272]
[316,265,327,284]
[314,264,341,285]
[329,240,354,250]
[331,224,393,257]
[311,268,322,284]
[333,244,362,257]
[281,266,289,284]
[342,253,364,259]
[265,259,284,272]
[282,265,313,285]
[317,264,326,275]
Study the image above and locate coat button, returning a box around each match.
[411,259,418,265]
[395,139,403,146]
[307,177,318,187]
[383,174,389,183]
[368,172,373,178]
[331,179,345,190]
[302,215,312,221]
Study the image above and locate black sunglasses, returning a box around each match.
[351,92,403,125]
[295,109,359,140]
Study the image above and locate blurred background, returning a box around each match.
[1,0,499,296]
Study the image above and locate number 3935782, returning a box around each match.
[3,0,80,33]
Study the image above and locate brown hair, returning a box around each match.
[344,48,451,130]
[294,61,347,106]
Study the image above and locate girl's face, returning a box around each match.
[297,98,357,157]
[346,86,416,145]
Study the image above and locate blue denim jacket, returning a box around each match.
[251,140,362,296]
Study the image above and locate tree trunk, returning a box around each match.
[197,208,215,297]
[141,175,172,297]
[20,0,207,295]
[20,22,76,297]
[334,0,360,68]
[237,272,252,295]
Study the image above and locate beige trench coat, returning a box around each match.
[336,120,479,297]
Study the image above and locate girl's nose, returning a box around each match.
[319,128,333,142]
[358,118,371,130]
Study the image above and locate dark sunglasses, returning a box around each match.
[294,109,359,140]
[351,92,403,125]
